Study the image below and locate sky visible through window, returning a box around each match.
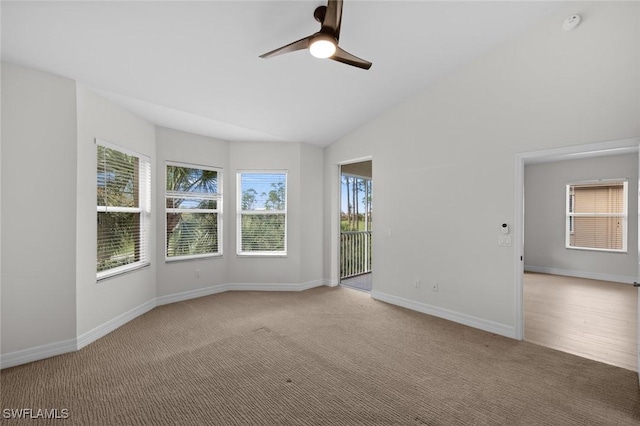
[241,173,286,211]
[341,178,369,214]
[166,166,218,209]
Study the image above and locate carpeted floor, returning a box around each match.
[2,286,639,425]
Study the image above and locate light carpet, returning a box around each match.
[2,286,639,425]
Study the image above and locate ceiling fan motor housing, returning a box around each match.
[314,5,327,23]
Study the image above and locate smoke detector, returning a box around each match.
[562,14,581,31]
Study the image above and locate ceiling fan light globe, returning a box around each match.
[309,38,336,59]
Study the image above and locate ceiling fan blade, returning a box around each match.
[322,0,343,40]
[259,35,312,59]
[330,46,372,70]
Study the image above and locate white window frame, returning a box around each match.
[568,191,575,234]
[237,170,287,256]
[96,139,151,281]
[165,161,223,261]
[565,178,628,253]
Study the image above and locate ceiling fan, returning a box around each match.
[259,0,372,70]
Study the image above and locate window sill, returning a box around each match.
[566,246,627,254]
[97,262,151,282]
[165,253,223,263]
[236,253,288,258]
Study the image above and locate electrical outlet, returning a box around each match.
[195,269,201,278]
[415,280,420,289]
[432,282,438,292]
[498,236,512,247]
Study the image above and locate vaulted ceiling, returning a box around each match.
[2,1,563,146]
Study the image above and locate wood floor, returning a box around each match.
[524,272,638,371]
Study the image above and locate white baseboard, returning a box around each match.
[76,299,156,350]
[227,279,325,292]
[156,279,324,306]
[156,283,230,306]
[1,338,77,370]
[524,265,635,284]
[370,290,516,339]
[326,278,339,287]
[308,279,328,289]
[2,279,328,369]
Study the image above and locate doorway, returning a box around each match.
[339,161,372,292]
[516,138,640,373]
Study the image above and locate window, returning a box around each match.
[96,139,151,279]
[566,179,627,252]
[166,162,222,259]
[237,171,287,255]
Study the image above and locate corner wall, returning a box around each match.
[155,127,230,298]
[227,142,303,285]
[155,137,325,294]
[300,143,324,284]
[1,64,326,368]
[324,2,640,336]
[1,63,78,355]
[75,84,157,339]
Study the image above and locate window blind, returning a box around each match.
[237,171,287,255]
[166,162,222,259]
[566,180,627,252]
[96,139,151,279]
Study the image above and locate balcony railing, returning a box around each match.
[340,231,372,279]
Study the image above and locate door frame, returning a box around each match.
[333,156,373,288]
[514,138,639,340]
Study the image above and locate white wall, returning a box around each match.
[156,134,324,295]
[1,5,3,360]
[75,84,157,338]
[1,63,78,353]
[1,1,637,365]
[227,142,303,284]
[155,127,229,297]
[0,65,324,367]
[524,154,638,282]
[300,143,324,284]
[324,2,640,336]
